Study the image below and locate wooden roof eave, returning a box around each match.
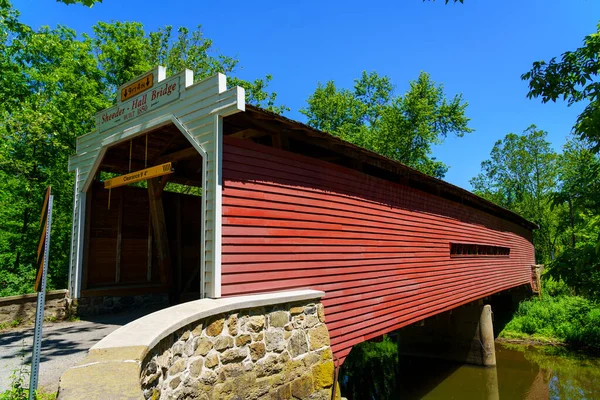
[241,105,538,232]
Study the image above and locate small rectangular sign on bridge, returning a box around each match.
[96,73,180,133]
[104,162,174,189]
[120,72,154,103]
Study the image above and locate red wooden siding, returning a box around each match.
[221,136,535,361]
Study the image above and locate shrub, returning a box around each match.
[0,342,56,400]
[501,280,600,348]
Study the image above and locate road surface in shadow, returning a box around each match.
[0,308,160,394]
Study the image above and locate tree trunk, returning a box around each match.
[568,197,576,248]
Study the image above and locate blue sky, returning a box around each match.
[12,0,599,190]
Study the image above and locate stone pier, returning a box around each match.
[397,300,497,367]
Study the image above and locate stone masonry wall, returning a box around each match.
[75,293,169,316]
[0,289,70,325]
[141,300,339,400]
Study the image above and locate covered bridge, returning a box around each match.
[68,68,536,361]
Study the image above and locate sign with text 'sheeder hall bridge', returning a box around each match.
[95,66,181,133]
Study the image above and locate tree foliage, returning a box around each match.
[519,21,600,300]
[58,0,99,6]
[522,23,600,152]
[472,127,600,297]
[301,71,473,178]
[470,126,560,263]
[340,335,399,400]
[0,0,284,295]
[547,138,600,298]
[90,22,286,113]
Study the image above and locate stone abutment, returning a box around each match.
[57,290,340,400]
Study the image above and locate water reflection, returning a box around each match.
[340,342,600,399]
[396,356,500,400]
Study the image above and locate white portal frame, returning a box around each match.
[67,69,245,299]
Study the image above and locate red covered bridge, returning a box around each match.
[67,69,537,363]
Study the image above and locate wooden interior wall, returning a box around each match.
[221,136,535,361]
[87,183,128,285]
[164,191,203,298]
[86,182,202,295]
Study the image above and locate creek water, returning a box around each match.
[342,342,600,399]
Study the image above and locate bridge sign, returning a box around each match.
[120,72,154,103]
[104,162,174,189]
[96,68,181,133]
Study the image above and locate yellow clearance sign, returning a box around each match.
[104,163,173,189]
[120,73,154,102]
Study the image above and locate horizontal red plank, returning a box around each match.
[325,272,529,328]
[221,257,529,281]
[330,279,531,358]
[221,260,529,291]
[329,277,528,344]
[223,188,522,240]
[222,226,529,252]
[223,178,528,239]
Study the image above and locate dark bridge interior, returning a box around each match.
[82,123,203,303]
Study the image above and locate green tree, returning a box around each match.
[522,23,600,152]
[521,22,600,299]
[549,227,600,299]
[472,129,600,297]
[470,126,561,263]
[91,22,286,113]
[0,0,284,295]
[340,336,399,400]
[301,71,473,178]
[0,20,104,294]
[553,138,600,247]
[58,0,99,6]
[547,137,600,298]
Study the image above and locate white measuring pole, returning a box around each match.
[29,194,53,400]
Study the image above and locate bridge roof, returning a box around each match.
[227,105,537,231]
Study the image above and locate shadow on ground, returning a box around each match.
[0,306,161,364]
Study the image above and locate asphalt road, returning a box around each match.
[0,309,155,395]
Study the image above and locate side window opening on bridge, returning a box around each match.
[450,243,510,257]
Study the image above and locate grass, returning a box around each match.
[0,389,56,400]
[66,315,79,323]
[0,314,78,332]
[0,320,22,331]
[500,280,600,350]
[0,340,57,400]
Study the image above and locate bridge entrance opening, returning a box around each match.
[81,122,204,305]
